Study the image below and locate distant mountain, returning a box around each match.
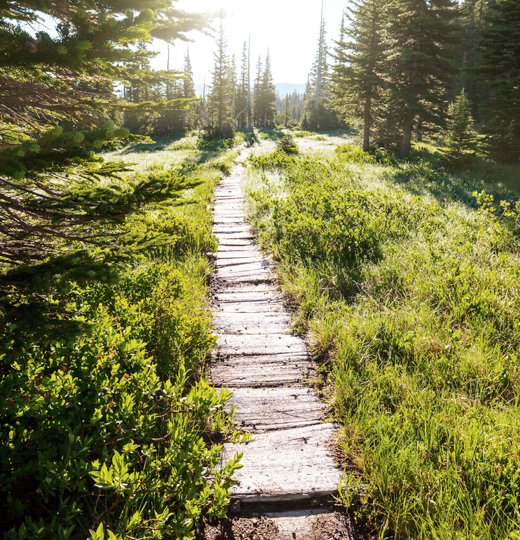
[194,82,305,98]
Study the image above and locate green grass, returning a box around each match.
[244,137,520,540]
[1,135,244,540]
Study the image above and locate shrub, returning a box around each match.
[276,135,299,155]
[335,144,375,164]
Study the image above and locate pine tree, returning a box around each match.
[479,0,520,162]
[260,51,278,127]
[386,0,460,155]
[183,49,197,130]
[206,21,234,136]
[253,56,263,127]
[303,15,331,130]
[445,89,478,162]
[331,3,387,151]
[235,42,249,128]
[455,0,491,118]
[283,94,291,127]
[0,0,206,266]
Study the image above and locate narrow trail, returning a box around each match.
[208,150,357,539]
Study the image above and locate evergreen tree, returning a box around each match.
[0,0,205,266]
[455,0,491,118]
[386,0,460,155]
[260,50,277,127]
[479,0,520,162]
[235,42,249,127]
[445,89,478,162]
[331,3,386,151]
[303,16,331,130]
[283,94,291,127]
[253,56,263,127]
[183,49,197,130]
[206,21,234,136]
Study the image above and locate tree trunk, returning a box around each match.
[416,118,423,142]
[264,112,267,128]
[400,115,414,156]
[363,96,371,152]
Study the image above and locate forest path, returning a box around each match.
[207,148,356,540]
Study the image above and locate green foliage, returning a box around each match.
[276,135,299,155]
[335,144,375,164]
[445,89,479,164]
[0,146,242,539]
[245,146,520,539]
[479,0,520,163]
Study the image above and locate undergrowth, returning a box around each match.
[245,141,520,539]
[0,137,245,540]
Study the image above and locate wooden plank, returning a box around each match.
[216,257,265,267]
[213,300,285,313]
[215,232,255,241]
[226,387,323,432]
[213,225,251,234]
[217,334,307,356]
[219,424,341,502]
[216,284,278,293]
[213,217,247,224]
[210,352,313,387]
[216,250,262,259]
[213,313,291,334]
[216,240,255,248]
[214,290,281,302]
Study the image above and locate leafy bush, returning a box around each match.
[0,151,241,539]
[335,144,375,164]
[276,135,299,155]
[293,130,317,138]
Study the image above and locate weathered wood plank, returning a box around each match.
[215,232,255,241]
[213,218,247,225]
[210,352,313,387]
[219,424,341,502]
[213,313,291,335]
[213,300,285,313]
[213,225,252,234]
[217,334,306,356]
[215,250,267,259]
[216,257,265,267]
[226,387,323,432]
[214,290,281,302]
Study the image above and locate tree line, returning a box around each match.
[330,0,520,159]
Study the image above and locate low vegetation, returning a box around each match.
[245,133,520,539]
[1,138,244,540]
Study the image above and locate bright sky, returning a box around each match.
[150,0,349,85]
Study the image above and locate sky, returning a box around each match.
[150,0,349,85]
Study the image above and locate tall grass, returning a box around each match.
[244,142,520,539]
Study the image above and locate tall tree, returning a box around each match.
[445,89,478,162]
[253,56,263,127]
[207,21,233,134]
[260,50,278,127]
[331,3,386,151]
[235,42,249,128]
[303,14,331,129]
[386,0,460,155]
[283,94,291,127]
[0,0,206,266]
[479,0,520,162]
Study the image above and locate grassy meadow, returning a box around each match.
[1,135,245,539]
[245,130,520,540]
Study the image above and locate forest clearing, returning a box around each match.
[2,0,520,538]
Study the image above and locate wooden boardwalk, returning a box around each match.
[209,151,355,539]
